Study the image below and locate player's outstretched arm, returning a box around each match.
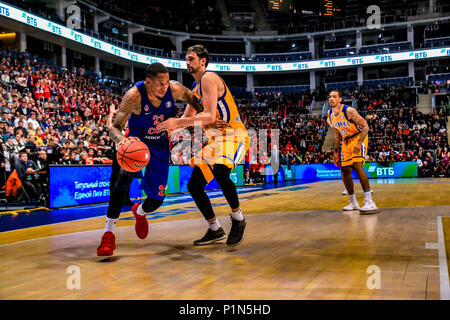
[157,73,218,132]
[109,87,141,145]
[168,80,229,132]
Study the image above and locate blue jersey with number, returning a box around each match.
[128,80,177,148]
[126,80,177,200]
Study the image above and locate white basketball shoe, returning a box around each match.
[343,201,360,211]
[359,200,378,214]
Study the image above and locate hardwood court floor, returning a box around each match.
[0,178,449,299]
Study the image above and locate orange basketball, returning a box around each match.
[117,139,150,172]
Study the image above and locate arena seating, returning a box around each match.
[323,48,357,58]
[1,44,449,205]
[424,37,450,48]
[359,42,412,55]
[356,85,449,177]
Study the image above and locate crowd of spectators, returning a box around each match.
[0,48,128,201]
[1,47,449,204]
[239,91,329,166]
[356,83,450,177]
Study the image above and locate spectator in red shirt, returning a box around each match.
[34,82,43,101]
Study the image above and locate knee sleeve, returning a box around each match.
[212,164,239,209]
[107,170,134,219]
[187,166,215,221]
[112,170,134,191]
[187,166,208,194]
[212,164,232,183]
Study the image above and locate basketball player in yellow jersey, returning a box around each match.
[328,90,378,214]
[158,44,249,246]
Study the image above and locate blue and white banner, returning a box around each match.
[0,1,449,73]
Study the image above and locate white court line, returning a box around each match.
[436,216,450,300]
[423,265,440,268]
[426,242,439,249]
[425,216,450,300]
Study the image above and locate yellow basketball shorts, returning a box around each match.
[339,134,368,167]
[189,135,249,183]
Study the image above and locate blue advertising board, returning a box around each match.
[50,164,246,208]
[49,165,143,208]
[290,162,418,180]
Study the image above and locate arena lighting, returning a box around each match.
[0,1,449,73]
[0,32,15,39]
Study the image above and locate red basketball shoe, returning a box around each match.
[97,231,116,256]
[132,202,148,239]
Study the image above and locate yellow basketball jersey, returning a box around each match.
[328,105,362,139]
[191,71,247,136]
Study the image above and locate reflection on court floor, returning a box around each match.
[0,178,449,299]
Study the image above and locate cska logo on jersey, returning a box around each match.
[144,105,149,112]
[166,101,172,108]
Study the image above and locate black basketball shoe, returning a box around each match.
[226,217,246,246]
[193,227,226,246]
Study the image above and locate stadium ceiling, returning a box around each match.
[76,0,450,42]
[0,1,449,73]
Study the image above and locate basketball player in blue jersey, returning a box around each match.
[97,62,204,256]
[328,90,378,214]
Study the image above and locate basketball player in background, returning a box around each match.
[97,62,204,256]
[328,90,378,214]
[158,45,249,246]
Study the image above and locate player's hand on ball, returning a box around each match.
[118,136,140,147]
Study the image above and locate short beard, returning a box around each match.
[187,66,197,74]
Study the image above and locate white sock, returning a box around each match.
[105,218,118,232]
[364,190,372,202]
[231,208,244,221]
[349,193,357,204]
[136,204,146,216]
[208,218,221,231]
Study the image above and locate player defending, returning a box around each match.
[158,45,249,246]
[97,62,203,256]
[328,90,378,214]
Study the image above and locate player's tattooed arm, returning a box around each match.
[169,80,204,112]
[109,88,141,145]
[347,107,369,144]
